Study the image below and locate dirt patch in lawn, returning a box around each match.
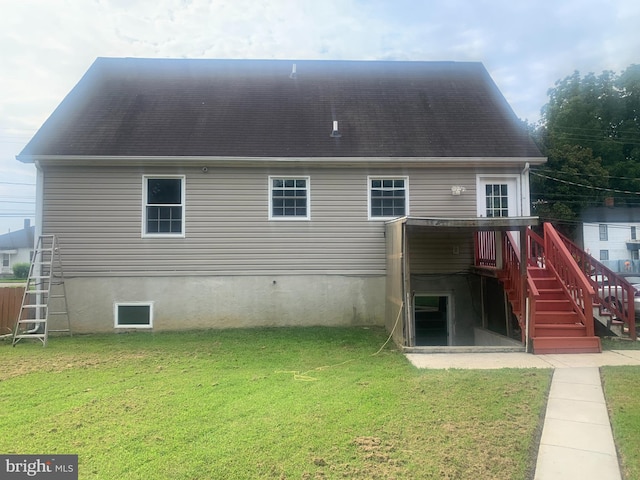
[0,352,149,381]
[303,436,407,479]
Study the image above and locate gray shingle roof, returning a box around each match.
[0,225,34,250]
[19,58,542,159]
[581,207,640,223]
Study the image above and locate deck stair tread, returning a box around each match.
[525,264,601,353]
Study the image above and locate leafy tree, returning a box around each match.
[532,65,640,236]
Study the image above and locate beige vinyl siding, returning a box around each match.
[409,170,477,216]
[408,231,475,274]
[40,165,509,277]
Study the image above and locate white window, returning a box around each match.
[368,176,408,220]
[2,254,9,268]
[632,226,637,240]
[600,250,609,261]
[269,177,310,220]
[115,302,153,328]
[599,224,608,241]
[143,176,185,237]
[484,184,510,217]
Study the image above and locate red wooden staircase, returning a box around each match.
[477,223,637,353]
[497,223,602,354]
[526,265,601,354]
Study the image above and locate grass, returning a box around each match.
[602,366,640,480]
[0,328,551,479]
[601,336,640,350]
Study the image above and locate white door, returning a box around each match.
[477,177,519,218]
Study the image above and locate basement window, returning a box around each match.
[115,302,153,329]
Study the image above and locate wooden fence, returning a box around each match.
[0,286,24,335]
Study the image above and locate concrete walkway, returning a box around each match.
[406,350,640,480]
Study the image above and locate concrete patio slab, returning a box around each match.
[405,350,640,369]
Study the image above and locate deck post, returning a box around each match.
[495,231,503,270]
[520,227,528,346]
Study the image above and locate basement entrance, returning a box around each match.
[384,216,539,349]
[414,295,450,346]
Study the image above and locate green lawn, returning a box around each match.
[0,328,550,479]
[601,336,640,350]
[602,366,640,480]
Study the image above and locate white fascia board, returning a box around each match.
[18,155,548,168]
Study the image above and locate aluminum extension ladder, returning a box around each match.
[12,235,71,346]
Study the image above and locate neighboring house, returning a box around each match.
[0,219,34,277]
[16,58,545,346]
[581,206,640,272]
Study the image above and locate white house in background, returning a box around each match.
[0,219,35,276]
[581,207,640,272]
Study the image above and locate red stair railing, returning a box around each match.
[543,223,595,337]
[526,229,545,267]
[558,231,637,341]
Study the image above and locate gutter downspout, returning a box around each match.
[34,161,44,326]
[520,162,530,217]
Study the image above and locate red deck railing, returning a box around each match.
[474,231,497,267]
[558,231,637,341]
[474,225,605,344]
[543,223,595,336]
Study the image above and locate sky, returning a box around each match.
[0,0,639,234]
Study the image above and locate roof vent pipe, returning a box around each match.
[289,63,297,79]
[330,120,341,138]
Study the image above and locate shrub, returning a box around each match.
[12,263,31,279]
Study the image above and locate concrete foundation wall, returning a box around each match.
[63,275,385,333]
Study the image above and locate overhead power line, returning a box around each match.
[530,171,640,196]
[532,168,640,182]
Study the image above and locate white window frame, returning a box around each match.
[268,176,311,221]
[368,176,409,220]
[142,175,186,238]
[600,250,609,261]
[599,224,608,241]
[114,302,154,329]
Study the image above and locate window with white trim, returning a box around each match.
[269,177,310,220]
[115,302,153,328]
[143,176,185,236]
[369,177,408,219]
[600,250,609,261]
[599,224,608,241]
